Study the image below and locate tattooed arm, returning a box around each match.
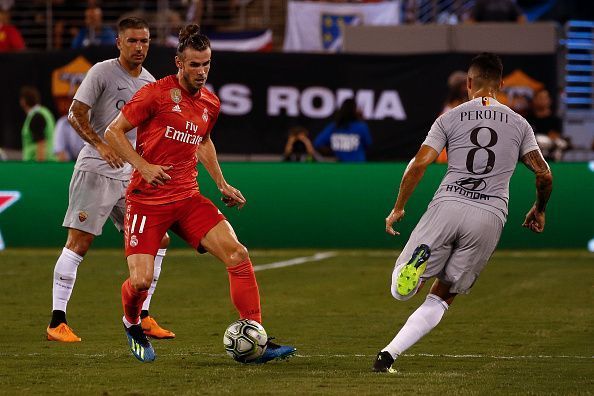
[520,149,553,233]
[67,99,124,168]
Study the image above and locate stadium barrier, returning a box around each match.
[0,48,556,161]
[0,162,591,250]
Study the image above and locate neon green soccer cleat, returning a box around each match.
[397,244,431,296]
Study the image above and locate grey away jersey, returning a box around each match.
[73,59,155,180]
[423,97,540,224]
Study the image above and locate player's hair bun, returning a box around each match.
[179,24,201,43]
[177,24,210,53]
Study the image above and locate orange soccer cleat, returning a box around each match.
[141,316,175,339]
[46,323,82,342]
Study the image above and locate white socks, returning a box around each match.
[141,248,166,311]
[52,247,83,312]
[382,294,449,359]
[122,315,140,328]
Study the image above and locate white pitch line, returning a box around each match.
[294,353,593,360]
[253,251,337,272]
[1,352,591,361]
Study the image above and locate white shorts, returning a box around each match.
[62,169,128,236]
[392,200,503,296]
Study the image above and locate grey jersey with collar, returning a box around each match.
[422,97,540,224]
[73,58,155,180]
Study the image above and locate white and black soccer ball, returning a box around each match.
[223,319,268,363]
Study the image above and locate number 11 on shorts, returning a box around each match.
[130,214,147,234]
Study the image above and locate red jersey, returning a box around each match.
[122,75,220,205]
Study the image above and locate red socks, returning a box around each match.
[121,278,148,325]
[226,259,262,323]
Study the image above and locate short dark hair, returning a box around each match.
[468,53,503,83]
[177,24,210,56]
[19,86,41,107]
[117,17,149,34]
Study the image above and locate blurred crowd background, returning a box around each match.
[0,0,593,163]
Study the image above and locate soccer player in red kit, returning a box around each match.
[104,24,296,363]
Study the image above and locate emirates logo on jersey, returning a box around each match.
[164,121,204,145]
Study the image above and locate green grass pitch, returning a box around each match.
[0,248,592,395]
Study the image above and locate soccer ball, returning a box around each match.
[223,319,268,363]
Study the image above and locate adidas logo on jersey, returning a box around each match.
[172,104,182,113]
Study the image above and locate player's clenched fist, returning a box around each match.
[139,164,173,187]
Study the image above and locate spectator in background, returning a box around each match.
[0,1,14,10]
[72,6,116,48]
[470,0,526,23]
[52,88,84,161]
[52,0,88,49]
[436,71,469,163]
[0,8,25,51]
[314,98,372,162]
[162,9,184,47]
[527,89,568,162]
[185,0,238,31]
[508,92,532,117]
[443,71,469,113]
[283,126,318,162]
[19,86,56,161]
[54,115,84,161]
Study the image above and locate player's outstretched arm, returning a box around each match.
[197,135,246,209]
[68,99,123,168]
[520,149,553,233]
[105,113,172,187]
[386,145,438,236]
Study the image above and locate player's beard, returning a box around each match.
[183,71,203,94]
[130,52,145,66]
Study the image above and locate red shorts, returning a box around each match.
[124,193,226,257]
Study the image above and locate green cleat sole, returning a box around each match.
[396,244,431,296]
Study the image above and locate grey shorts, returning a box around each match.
[391,201,503,296]
[62,169,129,236]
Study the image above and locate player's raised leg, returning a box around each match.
[200,220,296,363]
[47,228,92,342]
[374,280,455,373]
[140,233,176,339]
[122,253,156,362]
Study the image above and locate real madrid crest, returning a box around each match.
[170,88,182,112]
[170,88,182,104]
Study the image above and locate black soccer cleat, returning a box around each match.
[373,351,396,373]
